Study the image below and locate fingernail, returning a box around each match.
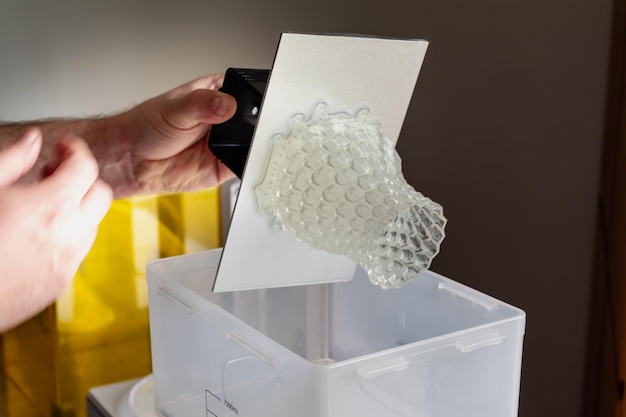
[212,95,230,116]
[19,128,39,147]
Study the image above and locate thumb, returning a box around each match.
[164,90,236,130]
[0,128,42,187]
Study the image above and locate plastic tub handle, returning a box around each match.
[455,332,505,353]
[156,285,196,314]
[227,330,277,365]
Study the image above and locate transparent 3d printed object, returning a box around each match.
[254,103,446,289]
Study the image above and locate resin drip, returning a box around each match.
[254,103,446,289]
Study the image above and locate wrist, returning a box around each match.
[86,112,141,199]
[0,115,141,199]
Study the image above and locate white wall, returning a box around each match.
[0,1,612,416]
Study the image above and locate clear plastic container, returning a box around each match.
[147,249,525,417]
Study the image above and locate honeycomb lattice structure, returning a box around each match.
[254,103,446,289]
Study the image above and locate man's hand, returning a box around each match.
[96,74,238,198]
[0,128,112,331]
[0,75,235,331]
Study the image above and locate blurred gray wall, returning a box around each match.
[0,1,612,416]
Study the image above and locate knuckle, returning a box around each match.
[61,135,100,179]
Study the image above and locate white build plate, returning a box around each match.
[213,33,428,292]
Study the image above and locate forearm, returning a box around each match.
[0,115,137,197]
[0,75,236,200]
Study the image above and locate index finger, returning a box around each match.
[165,73,225,99]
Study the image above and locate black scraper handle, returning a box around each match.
[207,68,270,178]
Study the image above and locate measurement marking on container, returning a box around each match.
[205,389,221,417]
[205,389,240,416]
[224,399,239,415]
[206,389,221,401]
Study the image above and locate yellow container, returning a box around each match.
[1,187,223,417]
